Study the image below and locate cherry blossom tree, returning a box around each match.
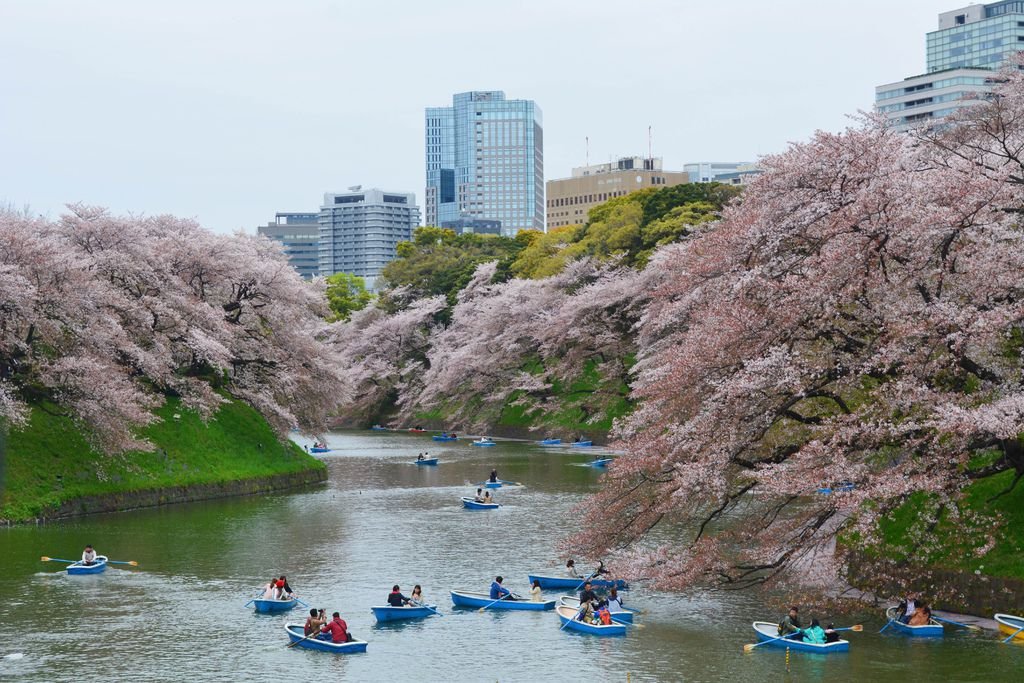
[0,205,345,452]
[567,70,1024,592]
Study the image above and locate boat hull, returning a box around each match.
[528,574,628,590]
[885,607,943,637]
[558,596,633,623]
[67,556,108,575]
[556,606,627,636]
[996,613,1024,642]
[310,447,331,453]
[415,458,439,466]
[432,435,457,441]
[371,426,387,431]
[539,439,561,445]
[284,624,367,653]
[471,441,496,447]
[450,590,554,611]
[254,597,299,613]
[589,459,613,468]
[570,441,592,447]
[753,621,849,653]
[371,605,438,622]
[461,497,499,510]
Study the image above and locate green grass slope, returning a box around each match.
[1,396,324,522]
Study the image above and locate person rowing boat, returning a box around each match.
[490,576,515,601]
[388,585,412,607]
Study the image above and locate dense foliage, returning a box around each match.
[0,205,346,452]
[324,272,372,321]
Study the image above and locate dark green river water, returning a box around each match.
[1,431,1021,681]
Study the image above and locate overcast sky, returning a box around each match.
[1,0,951,233]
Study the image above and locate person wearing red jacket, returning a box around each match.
[319,613,350,643]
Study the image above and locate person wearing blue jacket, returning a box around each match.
[490,576,512,600]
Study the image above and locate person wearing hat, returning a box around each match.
[778,606,803,640]
[277,575,294,599]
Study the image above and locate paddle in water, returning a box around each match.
[478,592,515,612]
[932,615,982,631]
[40,557,76,564]
[411,600,443,617]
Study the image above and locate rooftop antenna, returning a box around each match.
[648,126,653,163]
[585,136,589,169]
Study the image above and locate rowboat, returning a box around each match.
[539,438,561,445]
[462,497,499,510]
[371,425,387,431]
[478,479,518,488]
[310,447,331,453]
[589,458,613,468]
[528,574,628,590]
[471,439,496,447]
[408,428,427,433]
[884,606,943,637]
[432,434,457,441]
[254,597,299,613]
[558,595,633,623]
[450,590,555,611]
[570,440,593,447]
[556,605,627,636]
[415,458,439,466]
[284,624,368,653]
[67,555,108,575]
[752,621,849,653]
[995,613,1024,642]
[370,604,439,622]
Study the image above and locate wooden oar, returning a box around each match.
[411,600,443,617]
[1002,625,1024,643]
[40,556,76,563]
[478,591,515,612]
[107,559,139,566]
[286,625,325,649]
[933,615,982,631]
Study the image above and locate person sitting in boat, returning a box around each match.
[262,578,282,600]
[319,612,351,643]
[490,576,513,601]
[417,453,425,461]
[450,433,457,439]
[410,585,424,604]
[488,469,499,483]
[278,576,294,598]
[899,593,918,623]
[304,608,326,636]
[530,579,543,602]
[597,605,613,626]
[824,622,840,643]
[565,559,581,578]
[606,588,624,612]
[908,604,932,626]
[388,585,412,607]
[483,490,494,504]
[594,559,612,577]
[81,545,97,566]
[473,488,485,503]
[778,606,803,639]
[799,618,827,644]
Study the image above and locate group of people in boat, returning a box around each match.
[897,593,934,626]
[777,605,842,644]
[303,608,355,643]
[472,488,495,504]
[261,575,295,601]
[574,581,626,625]
[387,584,426,607]
[416,452,432,461]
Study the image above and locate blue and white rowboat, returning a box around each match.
[370,604,439,622]
[371,425,387,431]
[67,555,108,575]
[528,574,628,590]
[589,458,613,468]
[450,590,555,611]
[310,447,331,453]
[432,434,457,441]
[284,623,368,653]
[462,497,499,510]
[254,597,299,613]
[415,458,439,466]
[884,607,943,637]
[471,439,496,447]
[752,621,849,653]
[539,438,561,445]
[556,605,627,636]
[570,440,593,447]
[558,596,633,623]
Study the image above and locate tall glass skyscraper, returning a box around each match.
[425,91,544,236]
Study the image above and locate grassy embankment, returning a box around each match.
[413,358,633,436]
[1,396,325,522]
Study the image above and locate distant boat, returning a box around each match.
[415,458,439,466]
[67,555,108,575]
[817,483,855,495]
[527,574,628,590]
[471,438,496,447]
[883,606,943,637]
[539,438,561,445]
[752,621,849,653]
[432,434,457,441]
[450,590,554,611]
[254,597,299,613]
[461,497,499,510]
[371,425,387,431]
[556,605,627,636]
[408,428,427,433]
[310,446,331,453]
[283,623,368,653]
[559,595,633,623]
[570,440,592,447]
[370,604,439,622]
[589,458,613,468]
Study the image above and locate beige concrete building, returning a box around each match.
[546,156,689,229]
